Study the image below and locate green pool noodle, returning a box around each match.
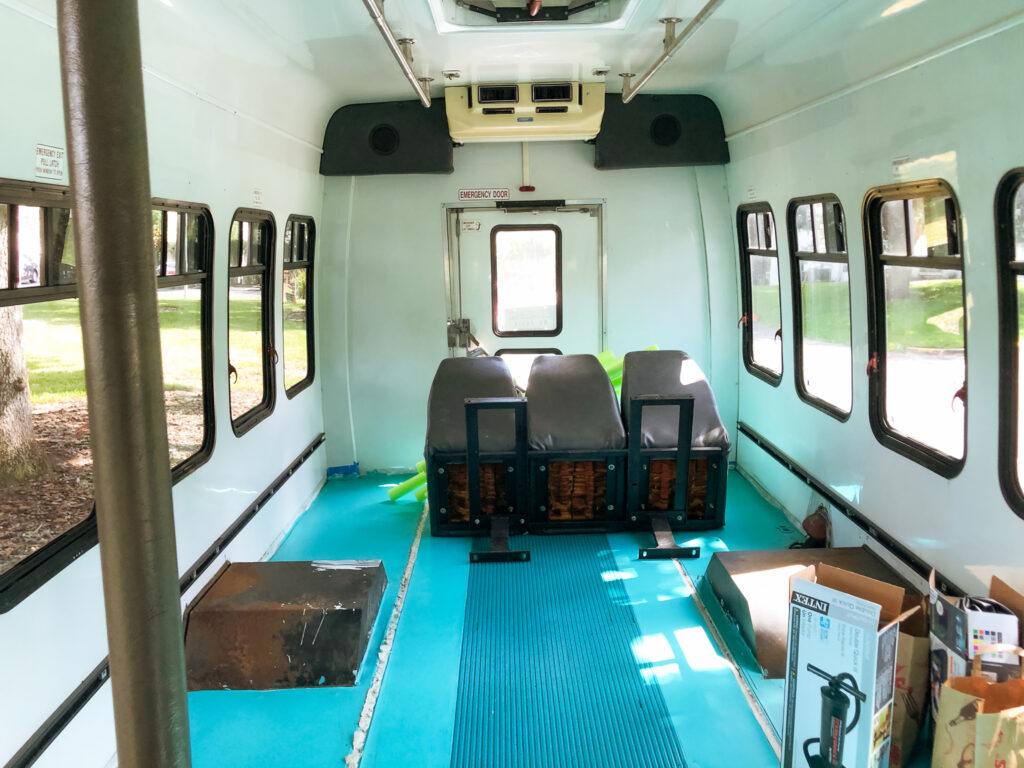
[596,350,616,366]
[387,471,427,500]
[414,484,428,502]
[416,459,426,473]
[605,358,625,379]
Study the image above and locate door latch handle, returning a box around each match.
[951,382,966,411]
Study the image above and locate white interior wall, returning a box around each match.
[0,2,334,764]
[321,140,735,471]
[722,22,1024,594]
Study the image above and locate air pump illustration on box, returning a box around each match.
[783,565,918,768]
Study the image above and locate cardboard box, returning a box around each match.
[783,564,920,768]
[928,573,1024,718]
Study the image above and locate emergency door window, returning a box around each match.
[491,225,562,337]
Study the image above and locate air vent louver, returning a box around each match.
[478,85,519,103]
[532,83,572,102]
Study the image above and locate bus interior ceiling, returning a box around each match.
[2,0,1024,766]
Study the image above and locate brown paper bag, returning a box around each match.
[932,645,1024,768]
[892,631,930,768]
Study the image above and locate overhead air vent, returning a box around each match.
[478,85,519,103]
[446,82,605,143]
[532,83,572,102]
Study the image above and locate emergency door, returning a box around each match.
[447,204,603,388]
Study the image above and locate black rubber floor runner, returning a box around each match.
[451,534,687,767]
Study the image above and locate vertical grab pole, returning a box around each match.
[56,3,192,768]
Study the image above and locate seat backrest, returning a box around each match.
[425,356,518,454]
[527,354,626,451]
[620,350,730,450]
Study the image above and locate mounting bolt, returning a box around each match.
[508,506,514,513]
[608,463,615,471]
[438,467,445,475]
[474,518,481,525]
[677,515,683,521]
[660,17,682,51]
[520,518,526,525]
[539,465,547,473]
[711,463,718,471]
[642,464,648,470]
[709,503,715,510]
[396,38,415,65]
[521,552,528,560]
[607,505,615,511]
[641,551,648,558]
[440,507,447,515]
[630,515,637,522]
[539,505,547,512]
[507,466,514,473]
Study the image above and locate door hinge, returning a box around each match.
[447,318,471,348]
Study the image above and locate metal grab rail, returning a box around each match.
[363,0,432,108]
[620,0,725,104]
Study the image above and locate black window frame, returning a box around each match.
[227,208,276,436]
[737,202,783,386]
[282,215,315,399]
[490,223,563,338]
[152,198,217,480]
[996,168,1024,517]
[863,178,967,478]
[0,181,216,612]
[786,194,852,421]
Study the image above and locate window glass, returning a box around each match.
[17,206,42,287]
[282,216,314,395]
[492,226,561,336]
[881,265,964,457]
[1014,184,1024,263]
[0,205,9,290]
[228,212,273,430]
[789,198,852,416]
[496,348,561,390]
[739,207,782,381]
[158,282,206,465]
[867,185,965,472]
[229,273,266,422]
[749,254,782,374]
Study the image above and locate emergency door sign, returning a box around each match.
[458,188,510,201]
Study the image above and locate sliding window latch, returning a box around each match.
[447,318,472,348]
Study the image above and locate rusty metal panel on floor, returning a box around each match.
[184,560,387,690]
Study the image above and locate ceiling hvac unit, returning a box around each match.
[445,82,606,143]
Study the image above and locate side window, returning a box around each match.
[0,183,215,595]
[787,196,852,418]
[282,216,315,397]
[997,170,1024,514]
[491,225,562,337]
[864,181,965,476]
[228,210,275,434]
[152,201,215,475]
[738,204,783,384]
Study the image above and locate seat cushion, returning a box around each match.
[527,354,626,451]
[620,350,730,450]
[425,357,519,454]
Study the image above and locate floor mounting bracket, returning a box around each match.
[639,514,700,560]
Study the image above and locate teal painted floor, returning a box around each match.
[189,470,802,768]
